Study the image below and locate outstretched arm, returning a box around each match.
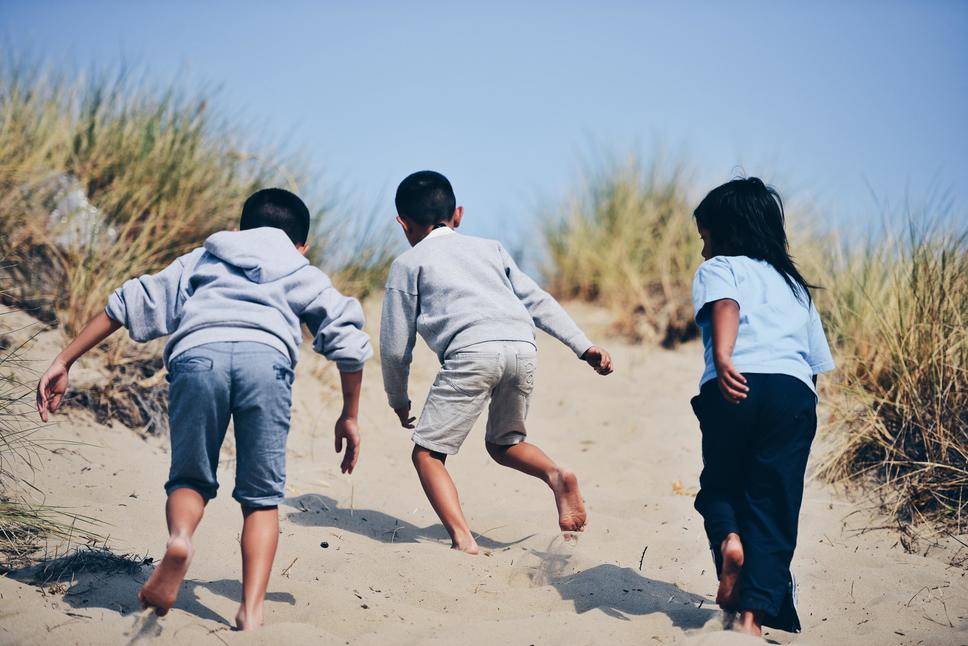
[36,311,121,421]
[380,287,419,425]
[499,244,612,374]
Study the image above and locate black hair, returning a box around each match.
[240,188,311,245]
[694,177,815,301]
[395,170,456,227]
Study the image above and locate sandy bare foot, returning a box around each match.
[450,531,480,555]
[138,536,193,616]
[549,467,586,532]
[734,610,763,637]
[717,533,745,610]
[236,605,263,631]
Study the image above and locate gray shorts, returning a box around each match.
[166,341,293,508]
[412,341,538,455]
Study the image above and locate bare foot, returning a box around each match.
[734,610,762,636]
[138,535,193,616]
[717,533,745,610]
[549,467,586,532]
[236,604,263,631]
[450,531,480,555]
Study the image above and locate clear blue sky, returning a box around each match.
[3,1,966,243]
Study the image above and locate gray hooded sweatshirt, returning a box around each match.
[105,227,372,371]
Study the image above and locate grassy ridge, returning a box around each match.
[0,66,394,333]
[543,161,967,532]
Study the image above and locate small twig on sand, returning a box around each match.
[281,557,298,578]
[638,545,648,571]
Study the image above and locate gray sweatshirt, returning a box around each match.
[105,227,373,371]
[380,227,593,409]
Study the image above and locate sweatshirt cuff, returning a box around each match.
[337,360,366,373]
[386,392,410,410]
[567,333,594,358]
[104,292,126,326]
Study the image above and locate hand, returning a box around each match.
[36,358,70,422]
[715,357,749,404]
[334,415,361,474]
[394,406,416,429]
[581,346,614,375]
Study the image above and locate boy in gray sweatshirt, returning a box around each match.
[36,189,372,630]
[381,171,613,554]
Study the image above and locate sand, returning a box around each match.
[1,303,966,645]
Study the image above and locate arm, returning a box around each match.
[334,369,362,474]
[499,245,612,374]
[36,311,121,421]
[379,287,419,426]
[709,299,749,404]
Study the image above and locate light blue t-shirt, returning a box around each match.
[691,255,835,394]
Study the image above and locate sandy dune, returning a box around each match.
[1,304,965,645]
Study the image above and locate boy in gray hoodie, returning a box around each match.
[36,188,372,630]
[381,171,613,554]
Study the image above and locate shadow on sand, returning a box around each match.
[8,552,294,628]
[283,493,536,550]
[529,540,717,630]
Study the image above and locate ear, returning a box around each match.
[452,206,464,229]
[295,241,310,256]
[396,215,410,235]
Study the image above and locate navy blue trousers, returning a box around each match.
[691,373,816,632]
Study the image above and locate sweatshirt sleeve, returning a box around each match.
[380,261,418,410]
[104,250,198,342]
[300,276,373,373]
[498,244,593,358]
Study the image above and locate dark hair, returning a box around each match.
[694,177,815,301]
[395,170,456,227]
[240,188,311,244]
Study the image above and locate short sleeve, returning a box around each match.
[806,302,835,373]
[692,257,740,324]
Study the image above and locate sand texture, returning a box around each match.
[1,304,965,645]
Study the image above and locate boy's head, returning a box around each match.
[241,188,311,249]
[394,171,463,246]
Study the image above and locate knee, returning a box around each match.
[485,441,507,462]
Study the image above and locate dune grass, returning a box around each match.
[0,64,394,334]
[810,223,967,532]
[542,156,700,346]
[542,160,967,532]
[0,314,104,569]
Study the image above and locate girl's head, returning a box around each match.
[694,177,814,300]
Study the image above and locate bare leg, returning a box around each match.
[411,446,479,554]
[139,488,204,615]
[717,532,745,610]
[485,441,586,532]
[235,506,279,631]
[735,610,762,636]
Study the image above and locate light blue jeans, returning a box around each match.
[166,341,293,508]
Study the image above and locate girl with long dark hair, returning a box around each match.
[689,177,834,636]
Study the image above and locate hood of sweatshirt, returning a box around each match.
[203,227,309,283]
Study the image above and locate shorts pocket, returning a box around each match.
[515,355,537,395]
[169,355,213,378]
[273,363,295,386]
[440,354,500,398]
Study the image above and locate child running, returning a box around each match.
[36,188,372,630]
[380,170,613,554]
[689,177,835,635]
